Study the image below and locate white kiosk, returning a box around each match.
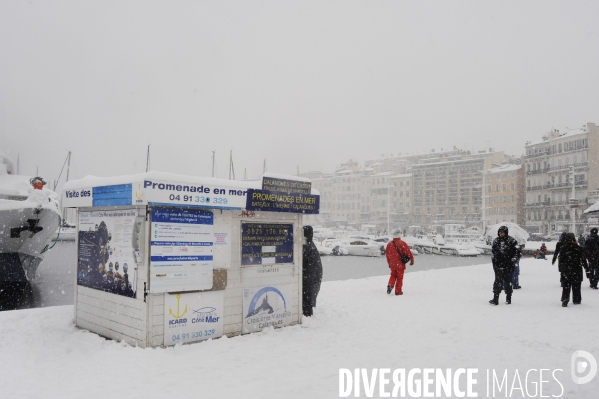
[62,171,319,348]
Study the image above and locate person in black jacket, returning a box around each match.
[490,226,521,305]
[302,226,323,317]
[557,233,589,307]
[584,228,599,289]
[552,232,568,265]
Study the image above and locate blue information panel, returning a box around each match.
[150,208,214,293]
[245,189,320,214]
[241,223,294,266]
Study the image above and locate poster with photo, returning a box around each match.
[77,210,138,298]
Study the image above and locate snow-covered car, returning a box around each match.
[528,233,545,242]
[314,241,333,256]
[544,232,561,242]
[350,236,386,255]
[321,238,349,256]
[338,238,382,257]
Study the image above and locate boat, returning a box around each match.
[0,151,61,283]
[405,234,480,257]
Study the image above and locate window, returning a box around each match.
[502,184,507,192]
[511,183,515,191]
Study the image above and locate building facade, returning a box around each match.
[483,164,525,227]
[523,123,599,234]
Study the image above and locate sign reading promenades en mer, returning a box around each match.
[245,176,320,214]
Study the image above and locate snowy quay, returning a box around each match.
[1,257,598,398]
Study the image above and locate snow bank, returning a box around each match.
[1,259,598,398]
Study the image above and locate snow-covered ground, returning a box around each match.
[1,258,598,398]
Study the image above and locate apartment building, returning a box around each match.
[483,164,525,227]
[309,149,509,232]
[523,122,599,234]
[410,151,506,227]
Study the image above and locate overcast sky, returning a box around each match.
[1,1,598,190]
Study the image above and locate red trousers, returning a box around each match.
[388,267,405,295]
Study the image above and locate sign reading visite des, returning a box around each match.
[243,284,293,334]
[164,291,224,346]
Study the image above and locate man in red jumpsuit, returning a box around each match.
[385,228,415,295]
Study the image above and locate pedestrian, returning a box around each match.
[552,232,569,287]
[584,228,599,289]
[556,233,589,307]
[302,226,323,317]
[552,232,568,265]
[512,258,521,289]
[489,226,521,305]
[385,228,414,295]
[578,233,586,247]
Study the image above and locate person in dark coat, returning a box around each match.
[302,226,323,317]
[557,233,589,307]
[490,225,521,305]
[584,228,599,289]
[578,234,586,248]
[552,232,568,265]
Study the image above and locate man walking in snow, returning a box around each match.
[584,228,599,289]
[490,226,521,305]
[558,233,589,307]
[385,228,414,295]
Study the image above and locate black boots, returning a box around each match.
[387,285,393,295]
[489,294,499,306]
[506,294,511,305]
[562,301,568,307]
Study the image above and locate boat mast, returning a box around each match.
[229,150,236,180]
[145,144,151,172]
[211,150,216,177]
[66,151,71,182]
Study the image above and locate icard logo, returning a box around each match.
[135,183,144,203]
[571,350,597,384]
[168,294,188,325]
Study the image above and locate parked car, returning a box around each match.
[338,239,382,257]
[528,233,545,242]
[321,238,349,256]
[544,232,562,242]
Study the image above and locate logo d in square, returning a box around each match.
[571,351,597,384]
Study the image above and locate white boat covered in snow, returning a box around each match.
[405,235,480,257]
[0,152,61,282]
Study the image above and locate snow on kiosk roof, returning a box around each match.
[63,171,319,348]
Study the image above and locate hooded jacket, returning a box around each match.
[584,230,599,266]
[491,226,521,268]
[302,226,323,309]
[559,240,588,282]
[385,237,414,269]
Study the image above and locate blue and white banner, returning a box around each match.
[150,208,214,293]
[242,284,293,334]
